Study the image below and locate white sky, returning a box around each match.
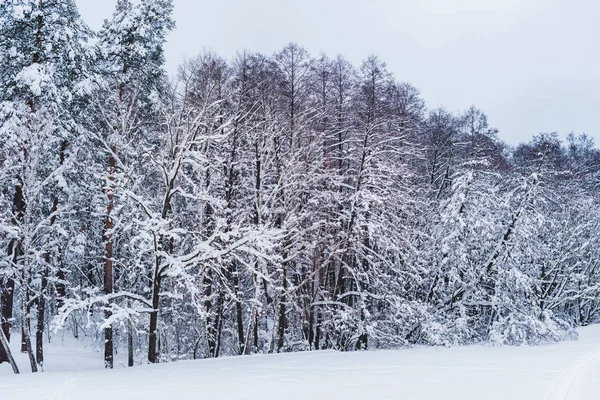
[76,0,600,145]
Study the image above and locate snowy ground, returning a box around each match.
[3,327,600,399]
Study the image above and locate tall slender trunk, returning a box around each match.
[55,256,66,310]
[21,283,37,373]
[35,267,48,367]
[127,316,134,367]
[314,308,322,350]
[4,183,24,361]
[244,305,258,355]
[244,142,263,356]
[0,273,15,364]
[148,209,173,363]
[203,268,214,357]
[103,149,116,369]
[231,262,245,355]
[36,141,65,368]
[0,323,18,374]
[307,293,314,349]
[276,259,288,353]
[244,263,262,355]
[21,323,28,353]
[211,283,225,358]
[147,255,161,363]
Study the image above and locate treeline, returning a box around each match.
[1,0,600,372]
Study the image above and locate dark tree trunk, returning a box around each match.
[103,150,116,369]
[127,317,134,367]
[20,273,31,355]
[253,312,259,352]
[35,268,48,367]
[203,268,215,357]
[0,276,15,364]
[276,263,288,353]
[276,301,286,353]
[232,262,245,355]
[55,265,66,310]
[148,267,161,363]
[212,285,225,358]
[2,182,25,362]
[0,323,18,373]
[0,249,17,363]
[37,141,66,367]
[307,303,314,349]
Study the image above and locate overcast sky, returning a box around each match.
[76,0,599,145]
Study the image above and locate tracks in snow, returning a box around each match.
[543,346,600,400]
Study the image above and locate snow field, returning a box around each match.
[3,326,600,399]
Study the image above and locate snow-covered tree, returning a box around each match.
[0,10,593,371]
[0,0,90,371]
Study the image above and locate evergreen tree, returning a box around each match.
[0,0,90,370]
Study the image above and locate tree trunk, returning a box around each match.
[35,267,48,368]
[21,290,37,373]
[103,150,116,369]
[203,268,214,358]
[21,287,31,354]
[0,324,18,373]
[21,323,29,353]
[244,307,258,355]
[276,263,288,353]
[37,141,65,368]
[0,275,15,364]
[147,265,161,363]
[314,308,322,350]
[244,265,262,355]
[2,183,24,362]
[127,317,134,367]
[232,262,245,355]
[55,265,66,310]
[212,285,225,358]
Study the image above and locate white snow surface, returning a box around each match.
[3,326,600,399]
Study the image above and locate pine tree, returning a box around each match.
[86,0,175,368]
[0,0,90,371]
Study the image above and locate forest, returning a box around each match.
[1,0,599,373]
